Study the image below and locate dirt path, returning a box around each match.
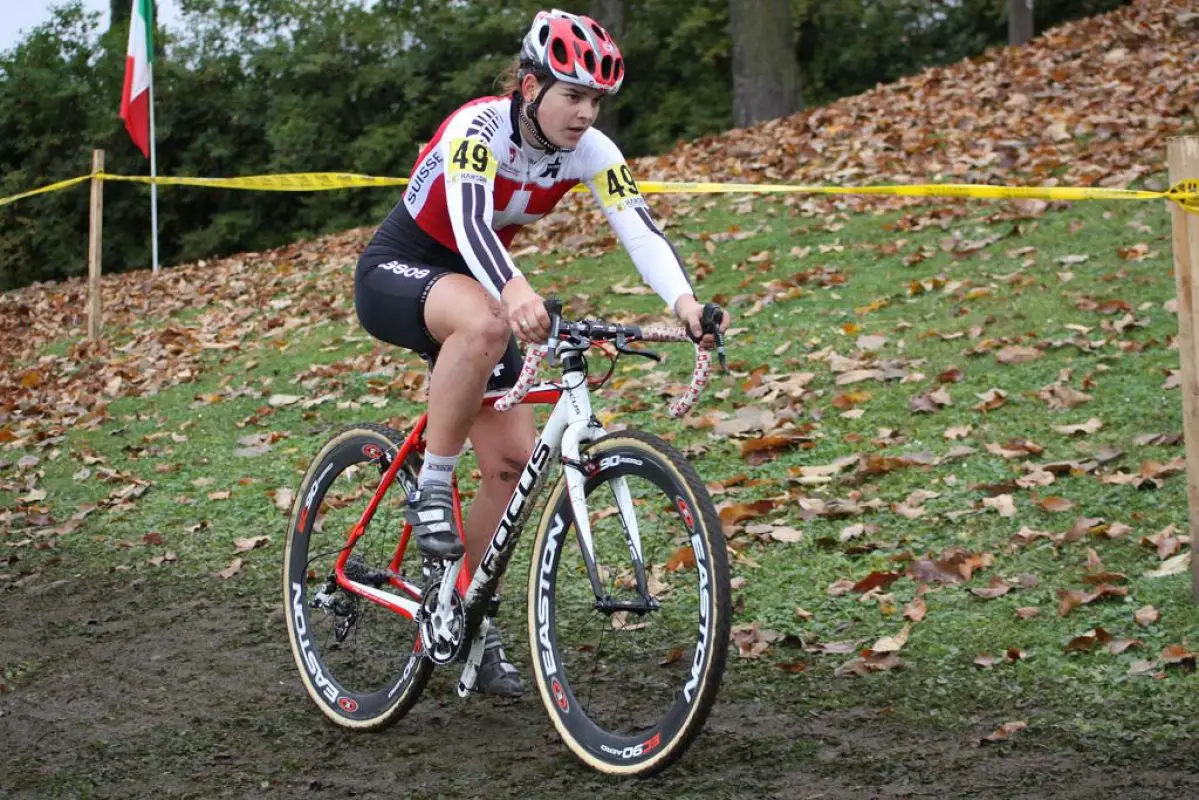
[2,574,1195,799]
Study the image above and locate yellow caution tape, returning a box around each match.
[0,174,92,208]
[3,170,1199,213]
[98,171,409,191]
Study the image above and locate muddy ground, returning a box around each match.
[2,573,1196,800]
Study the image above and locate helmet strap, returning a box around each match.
[518,77,569,154]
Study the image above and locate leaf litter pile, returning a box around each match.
[2,0,1198,746]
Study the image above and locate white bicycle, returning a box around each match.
[283,299,731,776]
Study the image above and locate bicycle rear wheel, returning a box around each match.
[526,430,731,776]
[283,423,432,730]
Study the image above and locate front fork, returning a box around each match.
[561,422,653,609]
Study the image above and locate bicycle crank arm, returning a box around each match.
[456,619,491,698]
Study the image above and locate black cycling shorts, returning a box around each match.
[354,255,522,392]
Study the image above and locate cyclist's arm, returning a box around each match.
[582,137,694,315]
[441,134,522,300]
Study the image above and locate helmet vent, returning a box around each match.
[551,38,568,64]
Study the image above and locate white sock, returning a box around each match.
[418,450,458,488]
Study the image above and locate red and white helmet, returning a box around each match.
[520,9,625,95]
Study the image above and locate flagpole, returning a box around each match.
[148,58,160,275]
[147,0,160,276]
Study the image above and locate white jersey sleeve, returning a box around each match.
[439,109,522,300]
[578,130,694,313]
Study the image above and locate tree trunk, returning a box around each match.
[590,0,624,142]
[1009,0,1035,46]
[730,0,801,128]
[110,0,132,32]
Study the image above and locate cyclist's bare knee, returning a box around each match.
[485,453,531,487]
[424,276,509,358]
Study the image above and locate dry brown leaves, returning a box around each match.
[976,721,1027,746]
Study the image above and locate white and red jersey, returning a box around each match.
[398,95,693,309]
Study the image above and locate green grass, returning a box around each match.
[3,179,1197,753]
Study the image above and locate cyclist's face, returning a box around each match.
[527,79,603,149]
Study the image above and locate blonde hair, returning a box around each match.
[494,56,551,98]
[496,56,523,96]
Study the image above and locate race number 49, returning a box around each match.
[594,163,643,209]
[447,137,496,184]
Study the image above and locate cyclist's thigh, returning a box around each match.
[470,404,537,479]
[424,275,523,392]
[422,272,503,344]
[355,257,450,356]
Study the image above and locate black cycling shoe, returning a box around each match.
[476,625,525,699]
[405,484,464,560]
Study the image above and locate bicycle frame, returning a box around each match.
[328,356,635,643]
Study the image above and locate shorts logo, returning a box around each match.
[378,261,431,280]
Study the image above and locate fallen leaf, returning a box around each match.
[977,721,1027,746]
[944,425,972,440]
[1057,589,1089,617]
[1107,638,1142,655]
[273,487,295,513]
[903,595,927,622]
[1065,627,1113,652]
[1037,496,1076,513]
[970,576,1012,599]
[1014,607,1041,620]
[268,394,302,407]
[1134,605,1160,628]
[1160,644,1197,666]
[834,652,902,677]
[806,639,859,655]
[827,579,856,596]
[995,346,1043,365]
[147,551,178,567]
[233,536,271,553]
[1052,417,1103,436]
[1037,383,1092,410]
[983,494,1017,518]
[665,546,696,572]
[853,570,902,594]
[1144,551,1190,578]
[857,334,887,351]
[217,558,243,579]
[768,526,804,543]
[973,388,1008,412]
[870,623,912,654]
[612,610,650,631]
[207,490,232,501]
[1129,659,1159,676]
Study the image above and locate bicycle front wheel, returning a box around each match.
[526,430,731,776]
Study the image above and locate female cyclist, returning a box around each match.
[353,8,730,698]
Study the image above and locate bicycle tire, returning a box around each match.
[283,423,433,730]
[526,429,731,776]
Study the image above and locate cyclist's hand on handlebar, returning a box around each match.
[676,295,730,349]
[502,278,551,344]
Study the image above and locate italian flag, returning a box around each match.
[119,0,154,158]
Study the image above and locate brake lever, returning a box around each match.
[544,296,564,366]
[614,333,662,362]
[700,303,728,373]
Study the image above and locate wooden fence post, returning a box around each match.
[1166,136,1199,603]
[87,149,104,342]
